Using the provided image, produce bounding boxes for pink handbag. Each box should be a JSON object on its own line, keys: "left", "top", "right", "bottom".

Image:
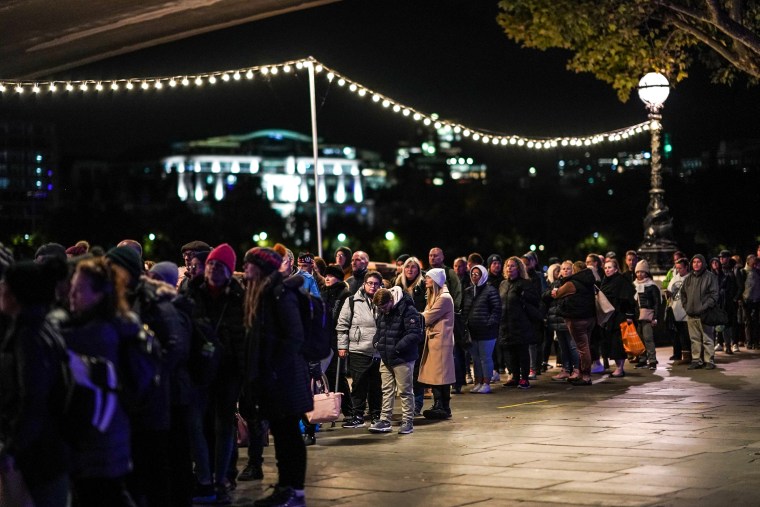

{"left": 306, "top": 373, "right": 342, "bottom": 424}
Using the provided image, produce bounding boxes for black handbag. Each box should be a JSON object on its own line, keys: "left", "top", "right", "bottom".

{"left": 701, "top": 306, "right": 728, "bottom": 326}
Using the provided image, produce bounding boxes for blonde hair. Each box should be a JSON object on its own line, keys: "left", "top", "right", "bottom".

{"left": 425, "top": 282, "right": 442, "bottom": 311}
{"left": 505, "top": 256, "right": 529, "bottom": 280}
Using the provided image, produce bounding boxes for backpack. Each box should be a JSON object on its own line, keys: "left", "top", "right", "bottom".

{"left": 275, "top": 284, "right": 332, "bottom": 362}
{"left": 116, "top": 314, "right": 163, "bottom": 412}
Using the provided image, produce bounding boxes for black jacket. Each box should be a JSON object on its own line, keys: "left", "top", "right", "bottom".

{"left": 374, "top": 293, "right": 423, "bottom": 367}
{"left": 247, "top": 272, "right": 313, "bottom": 419}
{"left": 542, "top": 280, "right": 568, "bottom": 332}
{"left": 321, "top": 281, "right": 350, "bottom": 350}
{"left": 0, "top": 306, "right": 70, "bottom": 490}
{"left": 498, "top": 278, "right": 540, "bottom": 345}
{"left": 600, "top": 272, "right": 636, "bottom": 326}
{"left": 461, "top": 283, "right": 501, "bottom": 340}
{"left": 556, "top": 269, "right": 597, "bottom": 320}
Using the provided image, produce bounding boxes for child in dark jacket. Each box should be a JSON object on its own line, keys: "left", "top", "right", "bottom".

{"left": 370, "top": 287, "right": 423, "bottom": 435}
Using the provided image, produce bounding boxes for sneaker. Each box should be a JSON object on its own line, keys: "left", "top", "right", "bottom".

{"left": 465, "top": 373, "right": 474, "bottom": 384}
{"left": 214, "top": 484, "right": 232, "bottom": 505}
{"left": 478, "top": 383, "right": 491, "bottom": 394}
{"left": 341, "top": 416, "right": 364, "bottom": 428}
{"left": 191, "top": 482, "right": 216, "bottom": 504}
{"left": 451, "top": 385, "right": 462, "bottom": 394}
{"left": 470, "top": 383, "right": 482, "bottom": 393}
{"left": 398, "top": 421, "right": 414, "bottom": 434}
{"left": 648, "top": 362, "right": 657, "bottom": 370}
{"left": 634, "top": 361, "right": 649, "bottom": 369}
{"left": 687, "top": 361, "right": 703, "bottom": 370}
{"left": 253, "top": 485, "right": 305, "bottom": 507}
{"left": 491, "top": 371, "right": 501, "bottom": 382}
{"left": 238, "top": 464, "right": 264, "bottom": 481}
{"left": 541, "top": 362, "right": 551, "bottom": 372}
{"left": 303, "top": 434, "right": 316, "bottom": 446}
{"left": 527, "top": 369, "right": 537, "bottom": 380}
{"left": 590, "top": 361, "right": 605, "bottom": 374}
{"left": 517, "top": 379, "right": 531, "bottom": 389}
{"left": 552, "top": 371, "right": 571, "bottom": 381}
{"left": 704, "top": 362, "right": 716, "bottom": 370}
{"left": 725, "top": 346, "right": 734, "bottom": 355}
{"left": 502, "top": 379, "right": 519, "bottom": 387}
{"left": 715, "top": 343, "right": 724, "bottom": 352}
{"left": 732, "top": 343, "right": 740, "bottom": 353}
{"left": 368, "top": 419, "right": 392, "bottom": 433}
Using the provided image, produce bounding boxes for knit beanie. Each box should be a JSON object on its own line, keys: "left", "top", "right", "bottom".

{"left": 324, "top": 264, "right": 345, "bottom": 281}
{"left": 635, "top": 259, "right": 650, "bottom": 275}
{"left": 207, "top": 243, "right": 237, "bottom": 274}
{"left": 3, "top": 258, "right": 67, "bottom": 306}
{"left": 335, "top": 246, "right": 352, "bottom": 264}
{"left": 244, "top": 247, "right": 282, "bottom": 275}
{"left": 149, "top": 261, "right": 179, "bottom": 287}
{"left": 426, "top": 268, "right": 446, "bottom": 288}
{"left": 273, "top": 243, "right": 289, "bottom": 258}
{"left": 106, "top": 246, "right": 144, "bottom": 284}
{"left": 486, "top": 254, "right": 502, "bottom": 270}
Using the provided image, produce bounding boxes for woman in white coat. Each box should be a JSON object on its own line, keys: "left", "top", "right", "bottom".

{"left": 418, "top": 268, "right": 456, "bottom": 419}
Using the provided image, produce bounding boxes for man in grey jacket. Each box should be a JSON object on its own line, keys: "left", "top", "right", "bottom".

{"left": 681, "top": 254, "right": 720, "bottom": 369}
{"left": 336, "top": 271, "right": 383, "bottom": 428}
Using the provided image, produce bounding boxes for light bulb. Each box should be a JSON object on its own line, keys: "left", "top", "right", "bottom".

{"left": 169, "top": 79, "right": 176, "bottom": 87}
{"left": 233, "top": 71, "right": 241, "bottom": 80}
{"left": 283, "top": 65, "right": 291, "bottom": 73}
{"left": 208, "top": 75, "right": 217, "bottom": 84}
{"left": 182, "top": 78, "right": 189, "bottom": 86}
{"left": 126, "top": 82, "right": 134, "bottom": 90}
{"left": 49, "top": 83, "right": 57, "bottom": 92}
{"left": 111, "top": 83, "right": 118, "bottom": 91}
{"left": 221, "top": 73, "right": 230, "bottom": 81}
{"left": 195, "top": 77, "right": 203, "bottom": 86}
{"left": 80, "top": 83, "right": 88, "bottom": 91}
{"left": 95, "top": 83, "right": 103, "bottom": 91}
{"left": 32, "top": 85, "right": 40, "bottom": 93}
{"left": 246, "top": 70, "right": 254, "bottom": 79}
{"left": 141, "top": 81, "right": 149, "bottom": 90}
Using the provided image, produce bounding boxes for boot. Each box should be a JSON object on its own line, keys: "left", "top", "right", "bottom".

{"left": 422, "top": 400, "right": 448, "bottom": 420}
{"left": 676, "top": 351, "right": 692, "bottom": 365}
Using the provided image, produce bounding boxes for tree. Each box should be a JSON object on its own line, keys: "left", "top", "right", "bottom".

{"left": 496, "top": 0, "right": 760, "bottom": 101}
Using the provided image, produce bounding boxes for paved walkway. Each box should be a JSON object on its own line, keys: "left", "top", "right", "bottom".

{"left": 231, "top": 346, "right": 760, "bottom": 506}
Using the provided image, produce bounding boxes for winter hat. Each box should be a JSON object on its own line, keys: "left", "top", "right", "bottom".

{"left": 297, "top": 252, "right": 314, "bottom": 265}
{"left": 486, "top": 254, "right": 502, "bottom": 270}
{"left": 426, "top": 268, "right": 446, "bottom": 288}
{"left": 149, "top": 261, "right": 179, "bottom": 287}
{"left": 324, "top": 264, "right": 345, "bottom": 281}
{"left": 207, "top": 243, "right": 237, "bottom": 274}
{"left": 719, "top": 249, "right": 731, "bottom": 258}
{"left": 3, "top": 258, "right": 67, "bottom": 306}
{"left": 335, "top": 246, "right": 352, "bottom": 264}
{"left": 635, "top": 259, "right": 650, "bottom": 275}
{"left": 106, "top": 246, "right": 144, "bottom": 284}
{"left": 470, "top": 264, "right": 489, "bottom": 287}
{"left": 273, "top": 243, "right": 289, "bottom": 258}
{"left": 65, "top": 244, "right": 88, "bottom": 257}
{"left": 180, "top": 240, "right": 211, "bottom": 253}
{"left": 35, "top": 243, "right": 67, "bottom": 263}
{"left": 396, "top": 253, "right": 410, "bottom": 264}
{"left": 244, "top": 247, "right": 282, "bottom": 275}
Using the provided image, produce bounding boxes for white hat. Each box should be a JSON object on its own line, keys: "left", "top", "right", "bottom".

{"left": 426, "top": 268, "right": 446, "bottom": 288}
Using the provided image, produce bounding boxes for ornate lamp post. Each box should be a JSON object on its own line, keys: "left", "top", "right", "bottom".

{"left": 637, "top": 72, "right": 678, "bottom": 274}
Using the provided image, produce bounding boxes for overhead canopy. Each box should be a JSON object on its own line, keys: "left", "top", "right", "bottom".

{"left": 0, "top": 0, "right": 340, "bottom": 79}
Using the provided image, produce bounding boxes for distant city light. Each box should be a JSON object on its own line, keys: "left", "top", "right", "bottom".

{"left": 259, "top": 232, "right": 268, "bottom": 240}
{"left": 148, "top": 233, "right": 156, "bottom": 241}
{"left": 529, "top": 244, "right": 536, "bottom": 251}
{"left": 593, "top": 232, "right": 599, "bottom": 238}
{"left": 337, "top": 233, "right": 347, "bottom": 242}
{"left": 385, "top": 231, "right": 395, "bottom": 241}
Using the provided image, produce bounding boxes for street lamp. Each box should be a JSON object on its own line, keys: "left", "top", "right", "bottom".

{"left": 637, "top": 72, "right": 678, "bottom": 274}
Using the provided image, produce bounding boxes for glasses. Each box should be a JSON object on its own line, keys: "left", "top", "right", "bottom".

{"left": 364, "top": 281, "right": 381, "bottom": 288}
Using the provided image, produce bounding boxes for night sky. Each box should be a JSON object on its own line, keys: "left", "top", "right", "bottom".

{"left": 3, "top": 0, "right": 759, "bottom": 166}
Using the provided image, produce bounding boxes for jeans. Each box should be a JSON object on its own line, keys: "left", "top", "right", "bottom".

{"left": 347, "top": 353, "right": 381, "bottom": 420}
{"left": 554, "top": 329, "right": 579, "bottom": 372}
{"left": 688, "top": 316, "right": 715, "bottom": 364}
{"left": 469, "top": 339, "right": 496, "bottom": 381}
{"left": 187, "top": 378, "right": 241, "bottom": 486}
{"left": 637, "top": 320, "right": 657, "bottom": 364}
{"left": 379, "top": 360, "right": 415, "bottom": 423}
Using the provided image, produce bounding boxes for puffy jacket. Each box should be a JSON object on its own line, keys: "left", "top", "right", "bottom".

{"left": 745, "top": 269, "right": 760, "bottom": 303}
{"left": 498, "top": 278, "right": 540, "bottom": 345}
{"left": 461, "top": 283, "right": 501, "bottom": 340}
{"left": 336, "top": 288, "right": 378, "bottom": 357}
{"left": 374, "top": 293, "right": 423, "bottom": 367}
{"left": 681, "top": 255, "right": 719, "bottom": 317}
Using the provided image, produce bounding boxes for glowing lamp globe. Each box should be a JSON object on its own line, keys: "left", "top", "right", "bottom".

{"left": 638, "top": 72, "right": 670, "bottom": 109}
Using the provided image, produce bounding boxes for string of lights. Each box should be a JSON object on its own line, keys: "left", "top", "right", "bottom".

{"left": 0, "top": 56, "right": 651, "bottom": 149}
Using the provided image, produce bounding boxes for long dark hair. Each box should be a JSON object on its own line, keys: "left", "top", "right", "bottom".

{"left": 73, "top": 257, "right": 129, "bottom": 319}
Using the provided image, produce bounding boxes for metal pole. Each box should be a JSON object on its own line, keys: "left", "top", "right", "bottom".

{"left": 307, "top": 59, "right": 323, "bottom": 259}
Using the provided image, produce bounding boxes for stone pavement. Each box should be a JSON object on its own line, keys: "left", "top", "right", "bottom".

{"left": 230, "top": 346, "right": 760, "bottom": 506}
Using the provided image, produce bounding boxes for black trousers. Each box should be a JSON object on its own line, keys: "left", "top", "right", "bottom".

{"left": 507, "top": 343, "right": 530, "bottom": 381}
{"left": 347, "top": 353, "right": 381, "bottom": 420}
{"left": 269, "top": 415, "right": 306, "bottom": 490}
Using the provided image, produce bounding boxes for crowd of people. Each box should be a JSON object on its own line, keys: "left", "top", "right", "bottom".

{"left": 1, "top": 237, "right": 759, "bottom": 507}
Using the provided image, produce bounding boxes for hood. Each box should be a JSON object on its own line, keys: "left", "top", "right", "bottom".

{"left": 691, "top": 254, "right": 707, "bottom": 275}
{"left": 389, "top": 286, "right": 404, "bottom": 307}
{"left": 471, "top": 264, "right": 489, "bottom": 287}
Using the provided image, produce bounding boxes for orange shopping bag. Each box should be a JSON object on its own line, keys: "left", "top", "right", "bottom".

{"left": 620, "top": 322, "right": 645, "bottom": 356}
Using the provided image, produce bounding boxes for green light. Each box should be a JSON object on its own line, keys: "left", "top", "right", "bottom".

{"left": 385, "top": 231, "right": 395, "bottom": 241}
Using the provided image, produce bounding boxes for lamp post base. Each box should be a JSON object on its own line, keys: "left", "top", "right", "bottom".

{"left": 637, "top": 244, "right": 677, "bottom": 276}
